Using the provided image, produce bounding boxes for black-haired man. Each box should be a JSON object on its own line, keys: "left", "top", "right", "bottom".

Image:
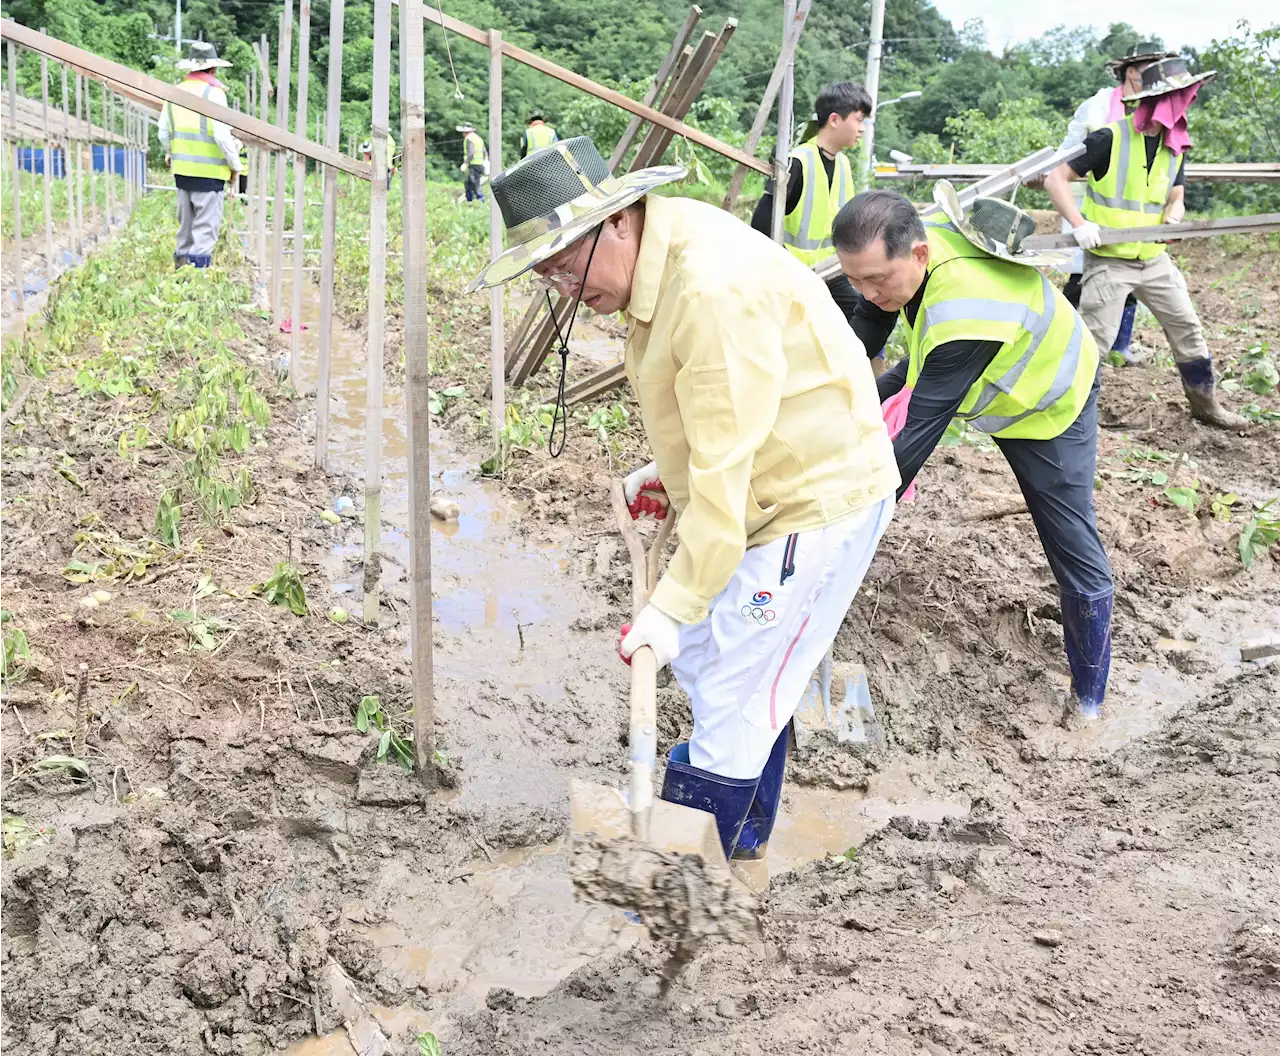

{"left": 752, "top": 82, "right": 874, "bottom": 357}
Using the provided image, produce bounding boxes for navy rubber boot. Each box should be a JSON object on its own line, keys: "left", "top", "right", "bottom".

{"left": 188, "top": 254, "right": 213, "bottom": 269}
{"left": 1112, "top": 296, "right": 1137, "bottom": 363}
{"left": 1061, "top": 590, "right": 1113, "bottom": 720}
{"left": 661, "top": 743, "right": 759, "bottom": 860}
{"left": 732, "top": 729, "right": 789, "bottom": 860}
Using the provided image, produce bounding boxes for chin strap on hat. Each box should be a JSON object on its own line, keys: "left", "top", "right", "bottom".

{"left": 544, "top": 224, "right": 605, "bottom": 458}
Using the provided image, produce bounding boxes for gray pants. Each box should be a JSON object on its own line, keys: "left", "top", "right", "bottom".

{"left": 1079, "top": 252, "right": 1208, "bottom": 364}
{"left": 176, "top": 187, "right": 225, "bottom": 265}
{"left": 994, "top": 370, "right": 1113, "bottom": 600}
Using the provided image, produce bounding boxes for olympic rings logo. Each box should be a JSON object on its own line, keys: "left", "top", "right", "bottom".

{"left": 741, "top": 604, "right": 777, "bottom": 625}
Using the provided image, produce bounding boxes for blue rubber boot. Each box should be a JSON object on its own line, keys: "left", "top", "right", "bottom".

{"left": 661, "top": 743, "right": 758, "bottom": 860}
{"left": 732, "top": 729, "right": 789, "bottom": 860}
{"left": 188, "top": 254, "right": 213, "bottom": 269}
{"left": 1176, "top": 357, "right": 1246, "bottom": 428}
{"left": 1061, "top": 590, "right": 1113, "bottom": 720}
{"left": 1112, "top": 296, "right": 1137, "bottom": 364}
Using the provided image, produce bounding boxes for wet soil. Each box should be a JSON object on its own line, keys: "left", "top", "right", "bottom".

{"left": 2, "top": 220, "right": 1278, "bottom": 1056}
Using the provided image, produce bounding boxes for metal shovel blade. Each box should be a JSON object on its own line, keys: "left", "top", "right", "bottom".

{"left": 568, "top": 779, "right": 727, "bottom": 865}
{"left": 792, "top": 653, "right": 885, "bottom": 750}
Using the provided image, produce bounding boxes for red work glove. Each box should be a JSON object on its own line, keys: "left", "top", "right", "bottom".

{"left": 622, "top": 460, "right": 669, "bottom": 521}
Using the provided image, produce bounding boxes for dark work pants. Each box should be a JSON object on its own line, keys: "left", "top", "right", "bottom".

{"left": 464, "top": 164, "right": 486, "bottom": 202}
{"left": 993, "top": 370, "right": 1113, "bottom": 600}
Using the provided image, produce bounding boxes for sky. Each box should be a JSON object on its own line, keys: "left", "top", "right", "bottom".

{"left": 930, "top": 1, "right": 1256, "bottom": 53}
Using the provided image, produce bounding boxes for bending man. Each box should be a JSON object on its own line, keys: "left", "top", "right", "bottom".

{"left": 466, "top": 138, "right": 898, "bottom": 863}
{"left": 837, "top": 189, "right": 1113, "bottom": 722}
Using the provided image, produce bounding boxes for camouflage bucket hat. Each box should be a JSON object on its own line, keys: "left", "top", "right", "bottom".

{"left": 464, "top": 136, "right": 685, "bottom": 293}
{"left": 1122, "top": 56, "right": 1216, "bottom": 103}
{"left": 177, "top": 42, "right": 232, "bottom": 72}
{"left": 1104, "top": 41, "right": 1176, "bottom": 78}
{"left": 933, "top": 181, "right": 1074, "bottom": 270}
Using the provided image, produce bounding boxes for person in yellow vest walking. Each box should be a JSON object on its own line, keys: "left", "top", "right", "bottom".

{"left": 837, "top": 187, "right": 1114, "bottom": 723}
{"left": 1044, "top": 57, "right": 1243, "bottom": 428}
{"left": 519, "top": 114, "right": 558, "bottom": 158}
{"left": 457, "top": 123, "right": 488, "bottom": 202}
{"left": 751, "top": 82, "right": 878, "bottom": 363}
{"left": 465, "top": 137, "right": 898, "bottom": 863}
{"left": 156, "top": 42, "right": 242, "bottom": 269}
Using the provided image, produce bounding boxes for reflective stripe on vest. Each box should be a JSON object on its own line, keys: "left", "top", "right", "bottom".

{"left": 904, "top": 225, "right": 1098, "bottom": 440}
{"left": 524, "top": 124, "right": 557, "bottom": 152}
{"left": 1081, "top": 114, "right": 1177, "bottom": 261}
{"left": 781, "top": 141, "right": 853, "bottom": 265}
{"left": 167, "top": 80, "right": 231, "bottom": 182}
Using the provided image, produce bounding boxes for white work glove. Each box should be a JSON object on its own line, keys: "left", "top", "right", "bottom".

{"left": 619, "top": 604, "right": 682, "bottom": 669}
{"left": 622, "top": 460, "right": 669, "bottom": 521}
{"left": 1162, "top": 201, "right": 1185, "bottom": 225}
{"left": 1072, "top": 221, "right": 1103, "bottom": 249}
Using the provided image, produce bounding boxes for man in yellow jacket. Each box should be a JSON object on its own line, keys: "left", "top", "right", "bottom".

{"left": 466, "top": 137, "right": 898, "bottom": 864}
{"left": 837, "top": 186, "right": 1113, "bottom": 723}
{"left": 519, "top": 114, "right": 558, "bottom": 158}
{"left": 156, "top": 43, "right": 242, "bottom": 268}
{"left": 457, "top": 123, "right": 487, "bottom": 202}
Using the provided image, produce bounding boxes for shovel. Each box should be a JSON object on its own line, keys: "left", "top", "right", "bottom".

{"left": 568, "top": 481, "right": 757, "bottom": 957}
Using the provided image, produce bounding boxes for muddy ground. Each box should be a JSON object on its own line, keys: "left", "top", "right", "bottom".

{"left": 2, "top": 213, "right": 1278, "bottom": 1056}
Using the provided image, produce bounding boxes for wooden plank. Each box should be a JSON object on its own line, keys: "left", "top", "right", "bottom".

{"left": 40, "top": 43, "right": 54, "bottom": 271}
{"left": 255, "top": 39, "right": 270, "bottom": 285}
{"left": 412, "top": 1, "right": 769, "bottom": 175}
{"left": 363, "top": 0, "right": 391, "bottom": 627}
{"left": 1022, "top": 212, "right": 1280, "bottom": 251}
{"left": 7, "top": 41, "right": 23, "bottom": 316}
{"left": 630, "top": 28, "right": 716, "bottom": 168}
{"left": 885, "top": 161, "right": 1280, "bottom": 184}
{"left": 290, "top": 0, "right": 312, "bottom": 381}
{"left": 565, "top": 362, "right": 627, "bottom": 406}
{"left": 509, "top": 295, "right": 575, "bottom": 387}
{"left": 609, "top": 5, "right": 702, "bottom": 169}
{"left": 316, "top": 0, "right": 344, "bottom": 470}
{"left": 0, "top": 21, "right": 369, "bottom": 178}
{"left": 635, "top": 21, "right": 737, "bottom": 168}
{"left": 73, "top": 73, "right": 83, "bottom": 256}
{"left": 271, "top": 2, "right": 293, "bottom": 331}
{"left": 3, "top": 92, "right": 123, "bottom": 142}
{"left": 722, "top": 0, "right": 812, "bottom": 210}
{"left": 398, "top": 0, "right": 436, "bottom": 784}
{"left": 488, "top": 29, "right": 505, "bottom": 450}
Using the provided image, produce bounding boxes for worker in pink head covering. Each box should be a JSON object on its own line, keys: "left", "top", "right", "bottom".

{"left": 1044, "top": 56, "right": 1244, "bottom": 429}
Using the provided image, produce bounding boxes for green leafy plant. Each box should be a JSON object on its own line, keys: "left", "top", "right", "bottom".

{"left": 1, "top": 611, "right": 31, "bottom": 688}
{"left": 355, "top": 695, "right": 415, "bottom": 771}
{"left": 1239, "top": 343, "right": 1279, "bottom": 395}
{"left": 416, "top": 1032, "right": 442, "bottom": 1056}
{"left": 1241, "top": 403, "right": 1280, "bottom": 423}
{"left": 428, "top": 385, "right": 467, "bottom": 415}
{"left": 1239, "top": 499, "right": 1280, "bottom": 570}
{"left": 1164, "top": 480, "right": 1201, "bottom": 512}
{"left": 1211, "top": 492, "right": 1240, "bottom": 522}
{"left": 2, "top": 815, "right": 55, "bottom": 858}
{"left": 255, "top": 563, "right": 308, "bottom": 616}
{"left": 155, "top": 490, "right": 182, "bottom": 549}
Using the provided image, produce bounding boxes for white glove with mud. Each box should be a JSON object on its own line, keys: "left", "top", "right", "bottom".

{"left": 619, "top": 605, "right": 682, "bottom": 669}
{"left": 1072, "top": 221, "right": 1103, "bottom": 249}
{"left": 622, "top": 460, "right": 669, "bottom": 521}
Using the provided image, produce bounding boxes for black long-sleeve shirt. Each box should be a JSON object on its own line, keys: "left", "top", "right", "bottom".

{"left": 853, "top": 275, "right": 1002, "bottom": 501}
{"left": 749, "top": 153, "right": 873, "bottom": 345}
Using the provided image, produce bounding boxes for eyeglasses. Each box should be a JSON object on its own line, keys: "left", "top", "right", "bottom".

{"left": 533, "top": 268, "right": 583, "bottom": 291}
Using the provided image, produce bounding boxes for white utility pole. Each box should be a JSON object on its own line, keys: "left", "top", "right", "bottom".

{"left": 860, "top": 0, "right": 886, "bottom": 190}
{"left": 174, "top": 0, "right": 182, "bottom": 56}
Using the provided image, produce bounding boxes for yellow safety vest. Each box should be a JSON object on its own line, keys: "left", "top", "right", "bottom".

{"left": 463, "top": 131, "right": 487, "bottom": 167}
{"left": 166, "top": 77, "right": 231, "bottom": 183}
{"left": 781, "top": 139, "right": 853, "bottom": 266}
{"left": 1081, "top": 113, "right": 1178, "bottom": 261}
{"left": 522, "top": 123, "right": 558, "bottom": 153}
{"left": 904, "top": 224, "right": 1099, "bottom": 440}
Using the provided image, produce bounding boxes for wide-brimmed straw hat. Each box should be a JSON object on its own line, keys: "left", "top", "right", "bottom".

{"left": 456, "top": 123, "right": 476, "bottom": 133}
{"left": 177, "top": 42, "right": 232, "bottom": 72}
{"left": 933, "top": 181, "right": 1074, "bottom": 270}
{"left": 464, "top": 136, "right": 685, "bottom": 292}
{"left": 1103, "top": 41, "right": 1176, "bottom": 79}
{"left": 1122, "top": 57, "right": 1216, "bottom": 102}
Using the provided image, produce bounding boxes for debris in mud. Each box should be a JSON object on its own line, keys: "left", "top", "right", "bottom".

{"left": 429, "top": 496, "right": 460, "bottom": 521}
{"left": 570, "top": 836, "right": 761, "bottom": 979}
{"left": 1032, "top": 928, "right": 1065, "bottom": 948}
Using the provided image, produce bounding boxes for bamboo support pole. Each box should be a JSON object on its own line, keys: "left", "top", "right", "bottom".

{"left": 89, "top": 79, "right": 98, "bottom": 234}
{"left": 73, "top": 73, "right": 84, "bottom": 254}
{"left": 363, "top": 0, "right": 391, "bottom": 626}
{"left": 103, "top": 84, "right": 114, "bottom": 232}
{"left": 290, "top": 0, "right": 312, "bottom": 383}
{"left": 271, "top": 2, "right": 294, "bottom": 333}
{"left": 244, "top": 72, "right": 256, "bottom": 258}
{"left": 488, "top": 29, "right": 505, "bottom": 449}
{"left": 60, "top": 64, "right": 77, "bottom": 255}
{"left": 7, "top": 42, "right": 23, "bottom": 315}
{"left": 399, "top": 0, "right": 436, "bottom": 783}
{"left": 40, "top": 43, "right": 54, "bottom": 272}
{"left": 255, "top": 37, "right": 271, "bottom": 290}
{"left": 770, "top": 0, "right": 795, "bottom": 243}
{"left": 316, "top": 0, "right": 345, "bottom": 469}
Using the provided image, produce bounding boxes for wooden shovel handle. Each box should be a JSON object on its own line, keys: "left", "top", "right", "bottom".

{"left": 609, "top": 478, "right": 674, "bottom": 839}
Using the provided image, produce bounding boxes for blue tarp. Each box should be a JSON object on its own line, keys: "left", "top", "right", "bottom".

{"left": 18, "top": 147, "right": 66, "bottom": 177}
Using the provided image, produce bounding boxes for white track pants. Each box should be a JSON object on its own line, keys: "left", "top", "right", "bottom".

{"left": 672, "top": 497, "right": 894, "bottom": 779}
